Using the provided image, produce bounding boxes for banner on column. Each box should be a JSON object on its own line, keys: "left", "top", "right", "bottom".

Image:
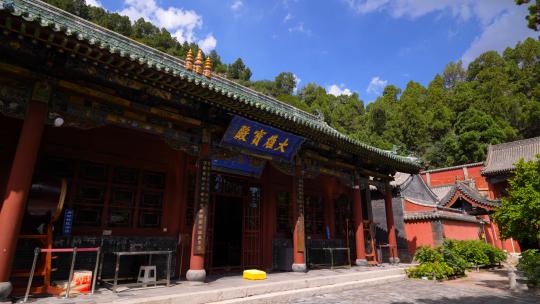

{"left": 221, "top": 116, "right": 305, "bottom": 161}
{"left": 296, "top": 173, "right": 305, "bottom": 252}
{"left": 193, "top": 158, "right": 211, "bottom": 255}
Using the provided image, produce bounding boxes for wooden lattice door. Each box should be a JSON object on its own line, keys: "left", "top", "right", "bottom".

{"left": 243, "top": 186, "right": 262, "bottom": 269}
{"left": 335, "top": 194, "right": 355, "bottom": 257}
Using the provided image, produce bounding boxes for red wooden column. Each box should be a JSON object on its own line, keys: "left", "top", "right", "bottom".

{"left": 291, "top": 161, "right": 306, "bottom": 272}
{"left": 384, "top": 183, "right": 400, "bottom": 263}
{"left": 0, "top": 97, "right": 48, "bottom": 298}
{"left": 352, "top": 174, "right": 367, "bottom": 266}
{"left": 186, "top": 133, "right": 211, "bottom": 282}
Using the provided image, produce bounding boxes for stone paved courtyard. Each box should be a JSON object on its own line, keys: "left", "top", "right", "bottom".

{"left": 290, "top": 269, "right": 540, "bottom": 304}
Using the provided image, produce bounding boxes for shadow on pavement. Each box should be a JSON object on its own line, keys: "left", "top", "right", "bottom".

{"left": 391, "top": 293, "right": 539, "bottom": 304}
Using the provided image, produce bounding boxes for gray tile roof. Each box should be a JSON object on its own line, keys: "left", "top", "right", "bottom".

{"left": 439, "top": 181, "right": 500, "bottom": 208}
{"left": 430, "top": 185, "right": 454, "bottom": 201}
{"left": 403, "top": 210, "right": 483, "bottom": 223}
{"left": 482, "top": 137, "right": 540, "bottom": 176}
{"left": 399, "top": 174, "right": 440, "bottom": 206}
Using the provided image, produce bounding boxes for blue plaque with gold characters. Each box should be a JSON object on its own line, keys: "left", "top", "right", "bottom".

{"left": 222, "top": 116, "right": 305, "bottom": 161}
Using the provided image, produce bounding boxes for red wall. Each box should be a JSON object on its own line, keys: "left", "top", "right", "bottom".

{"left": 442, "top": 220, "right": 480, "bottom": 240}
{"left": 404, "top": 221, "right": 434, "bottom": 255}
{"left": 423, "top": 168, "right": 467, "bottom": 187}
{"left": 403, "top": 200, "right": 435, "bottom": 212}
{"left": 422, "top": 164, "right": 488, "bottom": 195}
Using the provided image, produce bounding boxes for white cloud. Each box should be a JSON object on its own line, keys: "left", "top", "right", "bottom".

{"left": 283, "top": 13, "right": 293, "bottom": 23}
{"left": 366, "top": 76, "right": 387, "bottom": 95}
{"left": 198, "top": 34, "right": 217, "bottom": 53}
{"left": 345, "top": 0, "right": 389, "bottom": 14}
{"left": 85, "top": 0, "right": 102, "bottom": 7}
{"left": 345, "top": 0, "right": 511, "bottom": 22}
{"left": 327, "top": 84, "right": 353, "bottom": 96}
{"left": 344, "top": 0, "right": 537, "bottom": 66}
{"left": 461, "top": 5, "right": 535, "bottom": 64}
{"left": 293, "top": 74, "right": 301, "bottom": 93}
{"left": 119, "top": 0, "right": 216, "bottom": 50}
{"left": 288, "top": 22, "right": 311, "bottom": 35}
{"left": 282, "top": 0, "right": 300, "bottom": 9}
{"left": 231, "top": 1, "right": 243, "bottom": 11}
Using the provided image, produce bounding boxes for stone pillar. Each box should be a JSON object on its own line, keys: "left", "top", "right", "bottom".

{"left": 353, "top": 174, "right": 367, "bottom": 266}
{"left": 291, "top": 161, "right": 306, "bottom": 272}
{"left": 186, "top": 134, "right": 211, "bottom": 282}
{"left": 0, "top": 92, "right": 49, "bottom": 298}
{"left": 384, "top": 183, "right": 400, "bottom": 264}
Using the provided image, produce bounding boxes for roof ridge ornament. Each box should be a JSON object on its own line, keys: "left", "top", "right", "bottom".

{"left": 194, "top": 49, "right": 204, "bottom": 74}
{"left": 185, "top": 49, "right": 193, "bottom": 70}
{"left": 203, "top": 56, "right": 212, "bottom": 79}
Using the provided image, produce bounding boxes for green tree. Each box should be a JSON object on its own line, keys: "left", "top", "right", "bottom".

{"left": 45, "top": 0, "right": 89, "bottom": 18}
{"left": 228, "top": 58, "right": 252, "bottom": 81}
{"left": 449, "top": 108, "right": 506, "bottom": 164}
{"left": 274, "top": 72, "right": 297, "bottom": 96}
{"left": 398, "top": 81, "right": 430, "bottom": 156}
{"left": 442, "top": 60, "right": 466, "bottom": 89}
{"left": 494, "top": 155, "right": 540, "bottom": 244}
{"left": 516, "top": 0, "right": 540, "bottom": 30}
{"left": 426, "top": 75, "right": 453, "bottom": 141}
{"left": 276, "top": 94, "right": 310, "bottom": 112}
{"left": 298, "top": 83, "right": 326, "bottom": 106}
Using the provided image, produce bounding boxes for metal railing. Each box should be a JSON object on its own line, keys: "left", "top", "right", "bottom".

{"left": 24, "top": 247, "right": 100, "bottom": 302}
{"left": 100, "top": 250, "right": 172, "bottom": 292}
{"left": 308, "top": 247, "right": 352, "bottom": 270}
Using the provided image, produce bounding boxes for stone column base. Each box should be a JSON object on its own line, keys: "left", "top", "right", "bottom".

{"left": 389, "top": 257, "right": 400, "bottom": 264}
{"left": 186, "top": 269, "right": 206, "bottom": 282}
{"left": 292, "top": 263, "right": 307, "bottom": 272}
{"left": 0, "top": 282, "right": 12, "bottom": 300}
{"left": 355, "top": 259, "right": 368, "bottom": 266}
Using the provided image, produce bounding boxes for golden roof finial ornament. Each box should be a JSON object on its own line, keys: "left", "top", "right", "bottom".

{"left": 185, "top": 49, "right": 194, "bottom": 70}
{"left": 203, "top": 57, "right": 213, "bottom": 78}
{"left": 194, "top": 49, "right": 204, "bottom": 74}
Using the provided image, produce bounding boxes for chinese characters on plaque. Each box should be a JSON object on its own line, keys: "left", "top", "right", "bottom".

{"left": 194, "top": 158, "right": 211, "bottom": 255}
{"left": 63, "top": 208, "right": 74, "bottom": 236}
{"left": 221, "top": 116, "right": 305, "bottom": 161}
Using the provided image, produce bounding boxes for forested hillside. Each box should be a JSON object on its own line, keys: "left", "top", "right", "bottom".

{"left": 46, "top": 0, "right": 540, "bottom": 169}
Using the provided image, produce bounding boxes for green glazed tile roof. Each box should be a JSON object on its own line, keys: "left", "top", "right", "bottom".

{"left": 0, "top": 0, "right": 421, "bottom": 173}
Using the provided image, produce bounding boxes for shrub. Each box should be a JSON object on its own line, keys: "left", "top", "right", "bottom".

{"left": 437, "top": 246, "right": 467, "bottom": 277}
{"left": 407, "top": 261, "right": 454, "bottom": 280}
{"left": 408, "top": 240, "right": 507, "bottom": 281}
{"left": 483, "top": 243, "right": 507, "bottom": 265}
{"left": 452, "top": 240, "right": 491, "bottom": 267}
{"left": 518, "top": 249, "right": 540, "bottom": 287}
{"left": 413, "top": 246, "right": 443, "bottom": 263}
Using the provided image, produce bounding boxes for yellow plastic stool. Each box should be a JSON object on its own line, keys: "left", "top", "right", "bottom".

{"left": 243, "top": 269, "right": 266, "bottom": 280}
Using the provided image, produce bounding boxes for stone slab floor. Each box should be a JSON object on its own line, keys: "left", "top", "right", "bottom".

{"left": 290, "top": 269, "right": 540, "bottom": 304}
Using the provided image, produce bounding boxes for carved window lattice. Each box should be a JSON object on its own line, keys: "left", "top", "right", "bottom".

{"left": 304, "top": 195, "right": 324, "bottom": 237}
{"left": 70, "top": 161, "right": 165, "bottom": 229}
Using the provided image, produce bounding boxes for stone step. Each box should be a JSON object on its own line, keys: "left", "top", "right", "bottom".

{"left": 208, "top": 274, "right": 407, "bottom": 304}
{"left": 119, "top": 268, "right": 407, "bottom": 304}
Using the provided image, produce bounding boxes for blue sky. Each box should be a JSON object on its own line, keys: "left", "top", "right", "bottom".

{"left": 88, "top": 0, "right": 537, "bottom": 103}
